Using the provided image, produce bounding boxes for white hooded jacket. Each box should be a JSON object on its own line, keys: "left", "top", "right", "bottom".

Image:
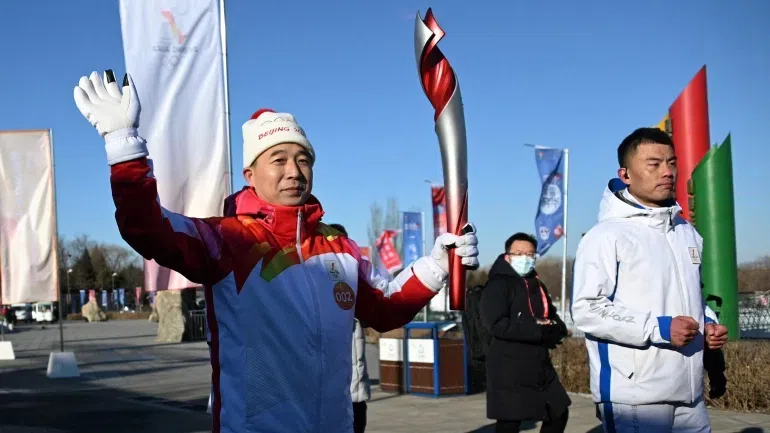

{"left": 571, "top": 179, "right": 717, "bottom": 406}
{"left": 350, "top": 318, "right": 371, "bottom": 403}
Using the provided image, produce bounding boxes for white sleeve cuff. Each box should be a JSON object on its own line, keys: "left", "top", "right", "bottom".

{"left": 409, "top": 256, "right": 448, "bottom": 293}
{"left": 104, "top": 128, "right": 149, "bottom": 165}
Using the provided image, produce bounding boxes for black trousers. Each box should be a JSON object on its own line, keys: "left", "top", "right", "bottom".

{"left": 353, "top": 401, "right": 367, "bottom": 433}
{"left": 495, "top": 407, "right": 569, "bottom": 433}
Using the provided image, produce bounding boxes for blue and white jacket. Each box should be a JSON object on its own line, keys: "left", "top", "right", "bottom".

{"left": 571, "top": 179, "right": 718, "bottom": 406}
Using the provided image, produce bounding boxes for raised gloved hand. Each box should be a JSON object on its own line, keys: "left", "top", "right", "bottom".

{"left": 430, "top": 223, "right": 480, "bottom": 274}
{"left": 73, "top": 69, "right": 148, "bottom": 165}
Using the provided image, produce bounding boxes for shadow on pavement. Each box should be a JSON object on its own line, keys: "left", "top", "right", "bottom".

{"left": 0, "top": 367, "right": 211, "bottom": 433}
{"left": 465, "top": 421, "right": 537, "bottom": 432}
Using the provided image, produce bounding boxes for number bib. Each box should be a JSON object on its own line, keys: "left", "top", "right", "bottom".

{"left": 333, "top": 282, "right": 356, "bottom": 310}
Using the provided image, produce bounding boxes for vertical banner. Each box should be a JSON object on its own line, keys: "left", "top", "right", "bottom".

{"left": 401, "top": 212, "right": 424, "bottom": 266}
{"left": 0, "top": 130, "right": 59, "bottom": 305}
{"left": 119, "top": 0, "right": 229, "bottom": 292}
{"left": 534, "top": 148, "right": 566, "bottom": 256}
{"left": 101, "top": 291, "right": 108, "bottom": 308}
{"left": 89, "top": 289, "right": 96, "bottom": 302}
{"left": 135, "top": 287, "right": 142, "bottom": 307}
{"left": 376, "top": 230, "right": 403, "bottom": 275}
{"left": 79, "top": 289, "right": 86, "bottom": 307}
{"left": 118, "top": 288, "right": 126, "bottom": 307}
{"left": 430, "top": 186, "right": 448, "bottom": 241}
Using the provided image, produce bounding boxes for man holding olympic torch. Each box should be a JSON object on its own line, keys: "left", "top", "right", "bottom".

{"left": 72, "top": 69, "right": 479, "bottom": 433}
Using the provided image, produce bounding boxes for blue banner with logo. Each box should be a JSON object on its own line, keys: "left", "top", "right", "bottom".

{"left": 534, "top": 148, "right": 566, "bottom": 256}
{"left": 101, "top": 290, "right": 108, "bottom": 307}
{"left": 401, "top": 212, "right": 423, "bottom": 267}
{"left": 79, "top": 290, "right": 86, "bottom": 307}
{"left": 118, "top": 288, "right": 125, "bottom": 307}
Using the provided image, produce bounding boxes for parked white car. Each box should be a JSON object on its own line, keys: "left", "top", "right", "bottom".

{"left": 32, "top": 302, "right": 56, "bottom": 323}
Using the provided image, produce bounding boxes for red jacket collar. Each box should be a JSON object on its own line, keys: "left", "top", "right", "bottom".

{"left": 230, "top": 187, "right": 324, "bottom": 241}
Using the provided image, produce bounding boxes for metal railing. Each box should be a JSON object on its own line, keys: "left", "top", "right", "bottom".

{"left": 187, "top": 309, "right": 208, "bottom": 341}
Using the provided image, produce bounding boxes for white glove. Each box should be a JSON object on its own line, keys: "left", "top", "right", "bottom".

{"left": 73, "top": 70, "right": 148, "bottom": 165}
{"left": 431, "top": 223, "right": 480, "bottom": 273}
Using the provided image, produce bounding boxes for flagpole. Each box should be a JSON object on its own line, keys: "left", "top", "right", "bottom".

{"left": 219, "top": 0, "right": 233, "bottom": 196}
{"left": 421, "top": 211, "right": 428, "bottom": 322}
{"left": 45, "top": 128, "right": 65, "bottom": 352}
{"left": 560, "top": 148, "right": 570, "bottom": 320}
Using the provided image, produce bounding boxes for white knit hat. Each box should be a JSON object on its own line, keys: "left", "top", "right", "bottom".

{"left": 242, "top": 109, "right": 314, "bottom": 169}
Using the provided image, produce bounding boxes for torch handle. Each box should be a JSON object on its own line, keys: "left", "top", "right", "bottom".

{"left": 448, "top": 219, "right": 471, "bottom": 311}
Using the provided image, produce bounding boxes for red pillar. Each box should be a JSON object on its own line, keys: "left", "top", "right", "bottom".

{"left": 668, "top": 65, "right": 711, "bottom": 221}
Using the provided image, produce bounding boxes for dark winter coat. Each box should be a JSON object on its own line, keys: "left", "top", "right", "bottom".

{"left": 479, "top": 254, "right": 571, "bottom": 422}
{"left": 462, "top": 285, "right": 492, "bottom": 394}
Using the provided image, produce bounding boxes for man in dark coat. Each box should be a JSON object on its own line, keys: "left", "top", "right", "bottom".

{"left": 480, "top": 233, "right": 571, "bottom": 433}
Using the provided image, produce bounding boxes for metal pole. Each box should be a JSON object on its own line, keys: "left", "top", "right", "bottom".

{"left": 50, "top": 128, "right": 64, "bottom": 352}
{"left": 560, "top": 148, "right": 570, "bottom": 320}
{"left": 219, "top": 0, "right": 233, "bottom": 196}
{"left": 421, "top": 211, "right": 428, "bottom": 322}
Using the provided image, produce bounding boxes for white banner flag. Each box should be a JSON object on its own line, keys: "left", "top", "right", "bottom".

{"left": 0, "top": 130, "right": 59, "bottom": 304}
{"left": 119, "top": 0, "right": 230, "bottom": 292}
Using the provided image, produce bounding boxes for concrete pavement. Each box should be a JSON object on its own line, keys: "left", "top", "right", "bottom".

{"left": 0, "top": 320, "right": 768, "bottom": 432}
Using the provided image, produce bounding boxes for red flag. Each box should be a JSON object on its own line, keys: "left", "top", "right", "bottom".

{"left": 431, "top": 185, "right": 448, "bottom": 240}
{"left": 376, "top": 230, "right": 403, "bottom": 275}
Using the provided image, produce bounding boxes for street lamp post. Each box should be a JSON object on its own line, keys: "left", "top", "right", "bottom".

{"left": 112, "top": 273, "right": 118, "bottom": 311}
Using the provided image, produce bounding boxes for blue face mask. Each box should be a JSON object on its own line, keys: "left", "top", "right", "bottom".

{"left": 510, "top": 255, "right": 536, "bottom": 276}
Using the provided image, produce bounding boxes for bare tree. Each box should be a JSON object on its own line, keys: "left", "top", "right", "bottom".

{"left": 367, "top": 202, "right": 384, "bottom": 268}
{"left": 738, "top": 255, "right": 770, "bottom": 293}
{"left": 534, "top": 257, "right": 574, "bottom": 303}
{"left": 102, "top": 244, "right": 132, "bottom": 274}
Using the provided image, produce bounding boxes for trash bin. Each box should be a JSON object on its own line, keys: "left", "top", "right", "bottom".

{"left": 403, "top": 321, "right": 468, "bottom": 397}
{"left": 378, "top": 335, "right": 405, "bottom": 393}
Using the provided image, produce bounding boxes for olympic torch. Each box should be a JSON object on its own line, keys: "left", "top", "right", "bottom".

{"left": 414, "top": 8, "right": 470, "bottom": 310}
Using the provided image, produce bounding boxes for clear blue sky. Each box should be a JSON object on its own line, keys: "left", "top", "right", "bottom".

{"left": 1, "top": 0, "right": 768, "bottom": 267}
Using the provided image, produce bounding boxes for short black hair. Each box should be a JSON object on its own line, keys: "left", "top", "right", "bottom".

{"left": 504, "top": 232, "right": 537, "bottom": 252}
{"left": 329, "top": 223, "right": 347, "bottom": 236}
{"left": 617, "top": 127, "right": 674, "bottom": 167}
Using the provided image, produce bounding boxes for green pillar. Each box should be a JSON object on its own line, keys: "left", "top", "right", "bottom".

{"left": 690, "top": 134, "right": 740, "bottom": 340}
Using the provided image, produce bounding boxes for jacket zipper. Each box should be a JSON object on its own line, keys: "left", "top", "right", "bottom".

{"left": 296, "top": 210, "right": 323, "bottom": 432}
{"left": 663, "top": 209, "right": 694, "bottom": 401}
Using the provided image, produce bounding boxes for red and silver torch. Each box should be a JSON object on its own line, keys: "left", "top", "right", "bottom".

{"left": 414, "top": 8, "right": 471, "bottom": 311}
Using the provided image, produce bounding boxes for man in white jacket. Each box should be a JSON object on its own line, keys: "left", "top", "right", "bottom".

{"left": 571, "top": 127, "right": 729, "bottom": 433}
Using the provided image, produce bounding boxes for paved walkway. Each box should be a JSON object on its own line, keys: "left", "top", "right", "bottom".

{"left": 0, "top": 321, "right": 768, "bottom": 432}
